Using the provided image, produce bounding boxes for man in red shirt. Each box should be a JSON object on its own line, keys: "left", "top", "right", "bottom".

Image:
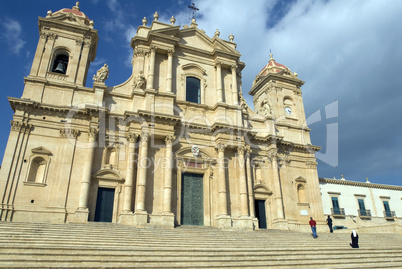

{"left": 309, "top": 217, "right": 317, "bottom": 238}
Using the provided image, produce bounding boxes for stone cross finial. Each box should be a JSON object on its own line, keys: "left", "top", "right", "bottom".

{"left": 142, "top": 17, "right": 148, "bottom": 26}
{"left": 154, "top": 11, "right": 159, "bottom": 21}
{"left": 215, "top": 29, "right": 220, "bottom": 37}
{"left": 170, "top": 16, "right": 176, "bottom": 25}
{"left": 229, "top": 33, "right": 234, "bottom": 42}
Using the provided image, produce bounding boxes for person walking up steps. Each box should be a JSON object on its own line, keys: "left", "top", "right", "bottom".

{"left": 327, "top": 215, "right": 333, "bottom": 233}
{"left": 309, "top": 217, "right": 317, "bottom": 238}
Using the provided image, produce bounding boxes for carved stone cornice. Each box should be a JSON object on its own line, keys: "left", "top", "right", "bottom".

{"left": 306, "top": 161, "right": 318, "bottom": 169}
{"left": 319, "top": 178, "right": 402, "bottom": 191}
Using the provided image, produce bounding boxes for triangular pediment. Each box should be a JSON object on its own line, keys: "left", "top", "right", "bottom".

{"left": 177, "top": 29, "right": 215, "bottom": 52}
{"left": 45, "top": 14, "right": 89, "bottom": 28}
{"left": 31, "top": 147, "right": 52, "bottom": 156}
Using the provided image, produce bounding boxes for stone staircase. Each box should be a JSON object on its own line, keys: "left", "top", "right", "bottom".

{"left": 0, "top": 222, "right": 401, "bottom": 268}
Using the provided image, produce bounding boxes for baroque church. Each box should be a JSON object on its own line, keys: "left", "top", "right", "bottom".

{"left": 0, "top": 2, "right": 325, "bottom": 231}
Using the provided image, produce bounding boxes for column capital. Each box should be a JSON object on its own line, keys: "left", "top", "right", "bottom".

{"left": 150, "top": 46, "right": 157, "bottom": 53}
{"left": 60, "top": 128, "right": 80, "bottom": 138}
{"left": 167, "top": 49, "right": 175, "bottom": 56}
{"left": 140, "top": 132, "right": 150, "bottom": 142}
{"left": 231, "top": 64, "right": 238, "bottom": 71}
{"left": 237, "top": 146, "right": 246, "bottom": 155}
{"left": 75, "top": 39, "right": 84, "bottom": 46}
{"left": 215, "top": 61, "right": 222, "bottom": 68}
{"left": 88, "top": 127, "right": 98, "bottom": 139}
{"left": 127, "top": 133, "right": 139, "bottom": 143}
{"left": 164, "top": 135, "right": 175, "bottom": 144}
{"left": 215, "top": 143, "right": 226, "bottom": 153}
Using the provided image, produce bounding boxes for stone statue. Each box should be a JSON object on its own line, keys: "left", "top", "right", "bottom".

{"left": 263, "top": 102, "right": 271, "bottom": 116}
{"left": 239, "top": 95, "right": 247, "bottom": 112}
{"left": 134, "top": 71, "right": 145, "bottom": 89}
{"left": 93, "top": 64, "right": 109, "bottom": 83}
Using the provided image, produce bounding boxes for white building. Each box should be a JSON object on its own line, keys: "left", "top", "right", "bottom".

{"left": 319, "top": 176, "right": 402, "bottom": 233}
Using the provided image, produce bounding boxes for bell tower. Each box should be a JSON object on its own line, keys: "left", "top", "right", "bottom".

{"left": 27, "top": 2, "right": 98, "bottom": 88}
{"left": 249, "top": 53, "right": 309, "bottom": 131}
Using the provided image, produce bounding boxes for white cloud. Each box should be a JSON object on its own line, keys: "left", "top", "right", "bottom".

{"left": 178, "top": 0, "right": 402, "bottom": 184}
{"left": 1, "top": 18, "right": 25, "bottom": 55}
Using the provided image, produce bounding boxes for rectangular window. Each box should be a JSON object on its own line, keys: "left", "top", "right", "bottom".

{"left": 331, "top": 197, "right": 340, "bottom": 215}
{"left": 358, "top": 198, "right": 366, "bottom": 216}
{"left": 186, "top": 77, "right": 201, "bottom": 104}
{"left": 383, "top": 201, "right": 392, "bottom": 217}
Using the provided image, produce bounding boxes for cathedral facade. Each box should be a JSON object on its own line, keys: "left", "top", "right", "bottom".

{"left": 0, "top": 3, "right": 324, "bottom": 231}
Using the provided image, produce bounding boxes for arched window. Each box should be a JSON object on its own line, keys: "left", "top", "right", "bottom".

{"left": 186, "top": 77, "right": 201, "bottom": 103}
{"left": 27, "top": 157, "right": 47, "bottom": 183}
{"left": 51, "top": 53, "right": 69, "bottom": 74}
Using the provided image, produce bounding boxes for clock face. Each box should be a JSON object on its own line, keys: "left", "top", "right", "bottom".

{"left": 285, "top": 106, "right": 292, "bottom": 115}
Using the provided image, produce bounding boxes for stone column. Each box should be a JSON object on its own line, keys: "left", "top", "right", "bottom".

{"left": 76, "top": 40, "right": 91, "bottom": 86}
{"left": 271, "top": 152, "right": 284, "bottom": 219}
{"left": 38, "top": 33, "right": 56, "bottom": 77}
{"left": 77, "top": 128, "right": 98, "bottom": 210}
{"left": 147, "top": 47, "right": 156, "bottom": 90}
{"left": 30, "top": 33, "right": 47, "bottom": 76}
{"left": 166, "top": 50, "right": 174, "bottom": 93}
{"left": 122, "top": 133, "right": 138, "bottom": 213}
{"left": 216, "top": 143, "right": 227, "bottom": 216}
{"left": 245, "top": 147, "right": 255, "bottom": 218}
{"left": 238, "top": 146, "right": 249, "bottom": 217}
{"left": 231, "top": 65, "right": 239, "bottom": 105}
{"left": 68, "top": 39, "right": 83, "bottom": 84}
{"left": 216, "top": 62, "right": 223, "bottom": 103}
{"left": 135, "top": 132, "right": 149, "bottom": 212}
{"left": 163, "top": 135, "right": 175, "bottom": 213}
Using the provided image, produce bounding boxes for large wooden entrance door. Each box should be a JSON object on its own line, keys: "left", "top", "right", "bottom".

{"left": 181, "top": 173, "right": 204, "bottom": 226}
{"left": 94, "top": 187, "right": 115, "bottom": 222}
{"left": 255, "top": 200, "right": 267, "bottom": 229}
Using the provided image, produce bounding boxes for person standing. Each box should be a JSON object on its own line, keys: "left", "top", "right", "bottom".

{"left": 326, "top": 215, "right": 333, "bottom": 233}
{"left": 350, "top": 230, "right": 359, "bottom": 248}
{"left": 309, "top": 217, "right": 317, "bottom": 238}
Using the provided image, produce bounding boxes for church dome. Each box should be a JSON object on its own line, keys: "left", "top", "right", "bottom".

{"left": 258, "top": 53, "right": 290, "bottom": 76}
{"left": 48, "top": 2, "right": 92, "bottom": 27}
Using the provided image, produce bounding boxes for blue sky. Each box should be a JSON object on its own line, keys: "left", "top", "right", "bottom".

{"left": 1, "top": 0, "right": 401, "bottom": 186}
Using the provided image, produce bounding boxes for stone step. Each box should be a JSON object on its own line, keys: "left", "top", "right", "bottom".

{"left": 0, "top": 257, "right": 401, "bottom": 268}
{"left": 0, "top": 222, "right": 400, "bottom": 268}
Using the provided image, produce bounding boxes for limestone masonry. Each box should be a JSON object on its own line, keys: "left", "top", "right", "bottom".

{"left": 1, "top": 2, "right": 399, "bottom": 232}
